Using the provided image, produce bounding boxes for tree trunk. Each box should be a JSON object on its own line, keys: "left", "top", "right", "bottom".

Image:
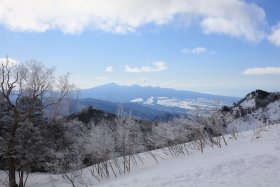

{"left": 9, "top": 113, "right": 19, "bottom": 187}
{"left": 8, "top": 157, "right": 18, "bottom": 187}
{"left": 19, "top": 170, "right": 24, "bottom": 187}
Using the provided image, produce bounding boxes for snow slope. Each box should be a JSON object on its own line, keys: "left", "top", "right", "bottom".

{"left": 2, "top": 124, "right": 280, "bottom": 187}
{"left": 226, "top": 99, "right": 280, "bottom": 132}
{"left": 95, "top": 124, "right": 280, "bottom": 187}
{"left": 240, "top": 98, "right": 255, "bottom": 108}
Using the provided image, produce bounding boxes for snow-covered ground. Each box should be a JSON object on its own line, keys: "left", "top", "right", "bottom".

{"left": 130, "top": 96, "right": 223, "bottom": 111}
{"left": 130, "top": 98, "right": 144, "bottom": 103}
{"left": 267, "top": 100, "right": 280, "bottom": 121}
{"left": 95, "top": 124, "right": 280, "bottom": 187}
{"left": 227, "top": 99, "right": 280, "bottom": 132}
{"left": 143, "top": 96, "right": 154, "bottom": 105}
{"left": 2, "top": 123, "right": 280, "bottom": 187}
{"left": 240, "top": 98, "right": 255, "bottom": 108}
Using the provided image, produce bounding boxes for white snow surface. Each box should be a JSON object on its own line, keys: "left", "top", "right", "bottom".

{"left": 240, "top": 98, "right": 255, "bottom": 109}
{"left": 96, "top": 124, "right": 280, "bottom": 187}
{"left": 2, "top": 124, "right": 280, "bottom": 187}
{"left": 267, "top": 100, "right": 280, "bottom": 121}
{"left": 143, "top": 96, "right": 154, "bottom": 105}
{"left": 130, "top": 96, "right": 223, "bottom": 111}
{"left": 228, "top": 99, "right": 280, "bottom": 132}
{"left": 130, "top": 98, "right": 144, "bottom": 103}
{"left": 156, "top": 98, "right": 196, "bottom": 110}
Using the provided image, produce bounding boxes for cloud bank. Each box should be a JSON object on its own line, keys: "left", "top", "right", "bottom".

{"left": 125, "top": 61, "right": 166, "bottom": 73}
{"left": 0, "top": 0, "right": 266, "bottom": 41}
{"left": 243, "top": 67, "right": 280, "bottom": 75}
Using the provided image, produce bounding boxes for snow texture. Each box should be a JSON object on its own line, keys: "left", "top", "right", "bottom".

{"left": 130, "top": 98, "right": 144, "bottom": 103}
{"left": 227, "top": 99, "right": 280, "bottom": 132}
{"left": 267, "top": 100, "right": 280, "bottom": 121}
{"left": 95, "top": 124, "right": 280, "bottom": 187}
{"left": 143, "top": 97, "right": 154, "bottom": 105}
{"left": 156, "top": 98, "right": 196, "bottom": 110}
{"left": 240, "top": 98, "right": 255, "bottom": 109}
{"left": 134, "top": 96, "right": 222, "bottom": 111}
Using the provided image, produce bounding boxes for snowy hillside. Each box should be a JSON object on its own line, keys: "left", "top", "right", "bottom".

{"left": 216, "top": 90, "right": 280, "bottom": 133}
{"left": 95, "top": 124, "right": 280, "bottom": 187}
{"left": 227, "top": 99, "right": 280, "bottom": 132}
{"left": 3, "top": 123, "right": 280, "bottom": 187}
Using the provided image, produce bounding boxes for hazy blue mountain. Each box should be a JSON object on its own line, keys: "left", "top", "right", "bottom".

{"left": 77, "top": 98, "right": 177, "bottom": 120}
{"left": 78, "top": 83, "right": 240, "bottom": 119}
{"left": 80, "top": 83, "right": 239, "bottom": 105}
{"left": 80, "top": 83, "right": 239, "bottom": 104}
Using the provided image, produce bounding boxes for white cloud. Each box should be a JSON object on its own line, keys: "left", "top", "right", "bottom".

{"left": 243, "top": 67, "right": 280, "bottom": 75}
{"left": 105, "top": 66, "right": 114, "bottom": 72}
{"left": 268, "top": 24, "right": 280, "bottom": 47}
{"left": 181, "top": 47, "right": 207, "bottom": 54}
{"left": 125, "top": 61, "right": 166, "bottom": 73}
{"left": 0, "top": 0, "right": 266, "bottom": 41}
{"left": 192, "top": 47, "right": 207, "bottom": 54}
{"left": 0, "top": 57, "right": 18, "bottom": 66}
{"left": 96, "top": 76, "right": 107, "bottom": 80}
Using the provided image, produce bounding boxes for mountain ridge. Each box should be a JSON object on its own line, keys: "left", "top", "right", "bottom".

{"left": 80, "top": 83, "right": 239, "bottom": 104}
{"left": 78, "top": 83, "right": 239, "bottom": 116}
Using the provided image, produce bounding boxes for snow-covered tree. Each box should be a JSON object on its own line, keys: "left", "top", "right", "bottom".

{"left": 0, "top": 58, "right": 73, "bottom": 187}
{"left": 85, "top": 121, "right": 115, "bottom": 162}
{"left": 14, "top": 120, "right": 46, "bottom": 187}
{"left": 83, "top": 121, "right": 116, "bottom": 179}
{"left": 45, "top": 119, "right": 88, "bottom": 187}
{"left": 114, "top": 111, "right": 146, "bottom": 173}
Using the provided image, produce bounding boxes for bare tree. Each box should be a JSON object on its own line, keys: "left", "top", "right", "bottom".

{"left": 0, "top": 58, "right": 73, "bottom": 187}
{"left": 84, "top": 121, "right": 116, "bottom": 180}
{"left": 113, "top": 110, "right": 146, "bottom": 174}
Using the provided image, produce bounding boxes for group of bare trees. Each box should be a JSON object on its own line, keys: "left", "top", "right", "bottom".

{"left": 148, "top": 114, "right": 227, "bottom": 156}
{"left": 50, "top": 110, "right": 227, "bottom": 186}
{"left": 59, "top": 113, "right": 147, "bottom": 183}
{"left": 0, "top": 58, "right": 73, "bottom": 187}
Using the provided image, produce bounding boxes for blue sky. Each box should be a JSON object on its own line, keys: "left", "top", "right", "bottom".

{"left": 0, "top": 0, "right": 280, "bottom": 97}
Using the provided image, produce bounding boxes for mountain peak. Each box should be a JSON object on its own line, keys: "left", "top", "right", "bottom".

{"left": 235, "top": 89, "right": 280, "bottom": 110}
{"left": 244, "top": 90, "right": 269, "bottom": 99}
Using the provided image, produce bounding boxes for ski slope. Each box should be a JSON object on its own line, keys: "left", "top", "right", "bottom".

{"left": 2, "top": 124, "right": 280, "bottom": 187}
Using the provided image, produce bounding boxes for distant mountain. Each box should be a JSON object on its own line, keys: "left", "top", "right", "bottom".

{"left": 79, "top": 83, "right": 239, "bottom": 115}
{"left": 80, "top": 83, "right": 237, "bottom": 103}
{"left": 77, "top": 98, "right": 176, "bottom": 120}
